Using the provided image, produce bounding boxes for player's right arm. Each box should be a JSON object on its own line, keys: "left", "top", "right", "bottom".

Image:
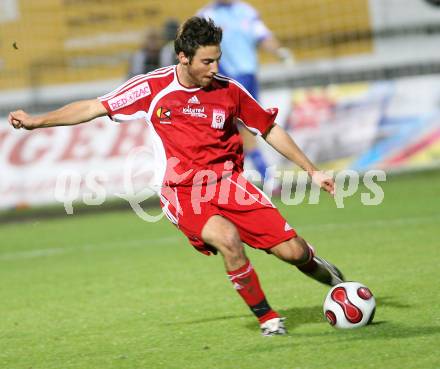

{"left": 8, "top": 99, "right": 107, "bottom": 130}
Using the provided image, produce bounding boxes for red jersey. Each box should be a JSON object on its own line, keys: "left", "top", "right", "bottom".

{"left": 98, "top": 66, "right": 277, "bottom": 188}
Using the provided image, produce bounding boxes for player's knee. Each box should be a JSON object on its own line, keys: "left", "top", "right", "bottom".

{"left": 273, "top": 237, "right": 310, "bottom": 265}
{"left": 289, "top": 238, "right": 310, "bottom": 264}
{"left": 217, "top": 231, "right": 243, "bottom": 257}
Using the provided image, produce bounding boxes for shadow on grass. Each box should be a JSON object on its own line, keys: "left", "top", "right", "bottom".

{"left": 242, "top": 295, "right": 414, "bottom": 333}
{"left": 242, "top": 296, "right": 439, "bottom": 354}
{"left": 300, "top": 322, "right": 440, "bottom": 341}
{"left": 165, "top": 295, "right": 416, "bottom": 334}
{"left": 163, "top": 313, "right": 249, "bottom": 326}
{"left": 375, "top": 296, "right": 412, "bottom": 309}
{"left": 241, "top": 304, "right": 323, "bottom": 332}
{"left": 242, "top": 322, "right": 440, "bottom": 357}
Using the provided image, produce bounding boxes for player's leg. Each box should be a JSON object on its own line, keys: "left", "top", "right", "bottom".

{"left": 161, "top": 185, "right": 283, "bottom": 334}
{"left": 241, "top": 128, "right": 268, "bottom": 179}
{"left": 201, "top": 215, "right": 284, "bottom": 334}
{"left": 201, "top": 214, "right": 246, "bottom": 270}
{"left": 270, "top": 237, "right": 345, "bottom": 286}
{"left": 218, "top": 173, "right": 344, "bottom": 286}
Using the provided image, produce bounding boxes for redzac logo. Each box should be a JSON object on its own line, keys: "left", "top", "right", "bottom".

{"left": 108, "top": 81, "right": 151, "bottom": 111}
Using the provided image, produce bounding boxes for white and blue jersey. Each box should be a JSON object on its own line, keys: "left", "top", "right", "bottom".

{"left": 198, "top": 1, "right": 272, "bottom": 99}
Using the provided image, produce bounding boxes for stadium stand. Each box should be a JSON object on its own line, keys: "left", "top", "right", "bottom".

{"left": 1, "top": 0, "right": 440, "bottom": 114}
{"left": 1, "top": 0, "right": 440, "bottom": 211}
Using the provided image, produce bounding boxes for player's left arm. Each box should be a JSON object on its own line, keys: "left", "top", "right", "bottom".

{"left": 260, "top": 37, "right": 294, "bottom": 65}
{"left": 262, "top": 123, "right": 335, "bottom": 195}
{"left": 252, "top": 13, "right": 294, "bottom": 65}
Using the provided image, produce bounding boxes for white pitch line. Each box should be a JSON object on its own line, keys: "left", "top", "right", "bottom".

{"left": 0, "top": 247, "right": 67, "bottom": 261}
{"left": 1, "top": 214, "right": 438, "bottom": 261}
{"left": 0, "top": 235, "right": 180, "bottom": 261}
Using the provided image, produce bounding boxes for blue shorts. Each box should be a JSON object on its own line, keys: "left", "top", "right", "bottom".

{"left": 220, "top": 68, "right": 259, "bottom": 100}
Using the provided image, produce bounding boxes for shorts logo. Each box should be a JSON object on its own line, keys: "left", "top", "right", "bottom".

{"left": 108, "top": 81, "right": 151, "bottom": 111}
{"left": 182, "top": 106, "right": 207, "bottom": 118}
{"left": 156, "top": 107, "right": 172, "bottom": 124}
{"left": 212, "top": 109, "right": 225, "bottom": 129}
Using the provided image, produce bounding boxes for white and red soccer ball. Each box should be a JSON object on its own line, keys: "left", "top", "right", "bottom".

{"left": 323, "top": 282, "right": 376, "bottom": 329}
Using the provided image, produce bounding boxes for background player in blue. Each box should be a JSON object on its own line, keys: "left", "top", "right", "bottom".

{"left": 198, "top": 0, "right": 293, "bottom": 190}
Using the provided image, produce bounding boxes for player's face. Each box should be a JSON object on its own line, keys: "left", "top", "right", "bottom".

{"left": 183, "top": 45, "right": 221, "bottom": 88}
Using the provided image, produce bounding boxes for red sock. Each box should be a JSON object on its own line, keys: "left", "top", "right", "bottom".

{"left": 227, "top": 260, "right": 279, "bottom": 324}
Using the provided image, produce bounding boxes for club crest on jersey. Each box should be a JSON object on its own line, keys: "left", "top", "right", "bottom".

{"left": 212, "top": 109, "right": 225, "bottom": 129}
{"left": 108, "top": 81, "right": 151, "bottom": 111}
{"left": 156, "top": 107, "right": 172, "bottom": 123}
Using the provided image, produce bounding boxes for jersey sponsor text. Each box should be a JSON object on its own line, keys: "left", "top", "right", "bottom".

{"left": 182, "top": 106, "right": 207, "bottom": 118}
{"left": 108, "top": 81, "right": 151, "bottom": 111}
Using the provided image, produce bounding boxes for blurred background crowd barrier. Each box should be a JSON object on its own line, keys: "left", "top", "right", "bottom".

{"left": 1, "top": 0, "right": 440, "bottom": 210}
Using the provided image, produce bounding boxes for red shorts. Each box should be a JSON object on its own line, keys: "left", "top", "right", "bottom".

{"left": 160, "top": 171, "right": 296, "bottom": 255}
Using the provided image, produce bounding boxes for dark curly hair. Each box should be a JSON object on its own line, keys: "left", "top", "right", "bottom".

{"left": 174, "top": 17, "right": 222, "bottom": 62}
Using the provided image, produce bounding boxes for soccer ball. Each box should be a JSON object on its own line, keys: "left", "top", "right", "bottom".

{"left": 323, "top": 281, "right": 376, "bottom": 329}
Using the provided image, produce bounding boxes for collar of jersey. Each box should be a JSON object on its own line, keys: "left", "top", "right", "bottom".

{"left": 174, "top": 65, "right": 203, "bottom": 92}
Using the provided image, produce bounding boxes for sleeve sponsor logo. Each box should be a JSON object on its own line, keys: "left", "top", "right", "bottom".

{"left": 212, "top": 109, "right": 225, "bottom": 129}
{"left": 108, "top": 81, "right": 151, "bottom": 111}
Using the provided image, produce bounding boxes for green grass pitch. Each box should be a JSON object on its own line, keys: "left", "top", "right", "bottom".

{"left": 1, "top": 170, "right": 439, "bottom": 369}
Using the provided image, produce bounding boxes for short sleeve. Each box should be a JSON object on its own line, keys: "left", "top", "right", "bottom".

{"left": 242, "top": 4, "right": 272, "bottom": 43}
{"left": 98, "top": 75, "right": 152, "bottom": 121}
{"left": 234, "top": 82, "right": 278, "bottom": 135}
{"left": 252, "top": 18, "right": 271, "bottom": 43}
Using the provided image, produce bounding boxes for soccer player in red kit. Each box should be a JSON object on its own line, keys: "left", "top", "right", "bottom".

{"left": 8, "top": 17, "right": 344, "bottom": 336}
